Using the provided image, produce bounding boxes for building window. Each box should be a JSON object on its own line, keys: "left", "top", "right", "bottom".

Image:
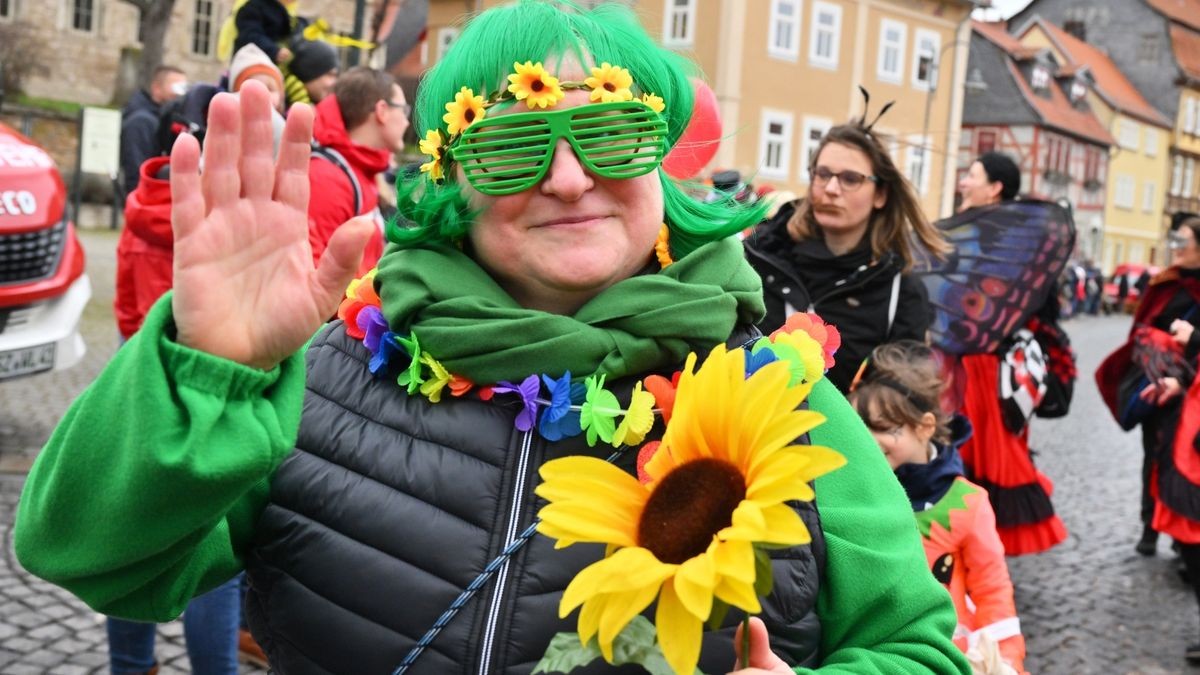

{"left": 0, "top": 0, "right": 14, "bottom": 20}
{"left": 905, "top": 135, "right": 930, "bottom": 195}
{"left": 1145, "top": 128, "right": 1159, "bottom": 157}
{"left": 1118, "top": 119, "right": 1140, "bottom": 152}
{"left": 1084, "top": 146, "right": 1102, "bottom": 184}
{"left": 436, "top": 27, "right": 459, "bottom": 62}
{"left": 1143, "top": 181, "right": 1156, "bottom": 213}
{"left": 768, "top": 0, "right": 800, "bottom": 60}
{"left": 1172, "top": 156, "right": 1184, "bottom": 196}
{"left": 877, "top": 18, "right": 906, "bottom": 84}
{"left": 758, "top": 110, "right": 794, "bottom": 181}
{"left": 912, "top": 29, "right": 940, "bottom": 91}
{"left": 1186, "top": 158, "right": 1196, "bottom": 199}
{"left": 71, "top": 0, "right": 95, "bottom": 32}
{"left": 808, "top": 1, "right": 841, "bottom": 69}
{"left": 1186, "top": 98, "right": 1197, "bottom": 136}
{"left": 800, "top": 116, "right": 832, "bottom": 183}
{"left": 663, "top": 0, "right": 695, "bottom": 47}
{"left": 1114, "top": 174, "right": 1135, "bottom": 209}
{"left": 1030, "top": 64, "right": 1050, "bottom": 90}
{"left": 976, "top": 129, "right": 997, "bottom": 155}
{"left": 1069, "top": 79, "right": 1086, "bottom": 103}
{"left": 191, "top": 0, "right": 213, "bottom": 55}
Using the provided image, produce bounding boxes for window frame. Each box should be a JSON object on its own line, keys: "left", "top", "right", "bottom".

{"left": 911, "top": 28, "right": 940, "bottom": 91}
{"left": 436, "top": 27, "right": 459, "bottom": 63}
{"left": 1117, "top": 118, "right": 1140, "bottom": 152}
{"left": 69, "top": 0, "right": 97, "bottom": 34}
{"left": 758, "top": 109, "right": 795, "bottom": 181}
{"left": 768, "top": 0, "right": 801, "bottom": 61}
{"left": 191, "top": 0, "right": 215, "bottom": 56}
{"left": 876, "top": 18, "right": 906, "bottom": 84}
{"left": 1142, "top": 180, "right": 1156, "bottom": 213}
{"left": 1185, "top": 157, "right": 1196, "bottom": 199}
{"left": 663, "top": 0, "right": 696, "bottom": 48}
{"left": 0, "top": 0, "right": 15, "bottom": 22}
{"left": 905, "top": 134, "right": 931, "bottom": 195}
{"left": 799, "top": 116, "right": 833, "bottom": 184}
{"left": 1114, "top": 174, "right": 1136, "bottom": 210}
{"left": 1145, "top": 127, "right": 1159, "bottom": 157}
{"left": 1172, "top": 155, "right": 1184, "bottom": 196}
{"left": 808, "top": 1, "right": 842, "bottom": 70}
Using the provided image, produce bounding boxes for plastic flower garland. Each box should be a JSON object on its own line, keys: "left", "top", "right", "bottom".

{"left": 337, "top": 273, "right": 841, "bottom": 457}
{"left": 533, "top": 344, "right": 847, "bottom": 675}
{"left": 419, "top": 61, "right": 665, "bottom": 182}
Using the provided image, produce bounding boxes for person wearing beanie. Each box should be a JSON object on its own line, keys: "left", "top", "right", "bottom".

{"left": 230, "top": 43, "right": 285, "bottom": 111}
{"left": 283, "top": 37, "right": 339, "bottom": 107}
{"left": 233, "top": 0, "right": 301, "bottom": 64}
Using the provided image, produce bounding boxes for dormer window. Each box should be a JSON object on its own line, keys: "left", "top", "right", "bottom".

{"left": 1070, "top": 80, "right": 1087, "bottom": 102}
{"left": 1031, "top": 65, "right": 1050, "bottom": 90}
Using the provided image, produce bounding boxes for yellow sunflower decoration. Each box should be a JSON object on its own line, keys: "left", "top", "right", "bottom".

{"left": 584, "top": 62, "right": 635, "bottom": 103}
{"left": 443, "top": 86, "right": 487, "bottom": 135}
{"left": 418, "top": 129, "right": 445, "bottom": 181}
{"left": 535, "top": 345, "right": 846, "bottom": 675}
{"left": 507, "top": 61, "right": 566, "bottom": 109}
{"left": 641, "top": 93, "right": 666, "bottom": 114}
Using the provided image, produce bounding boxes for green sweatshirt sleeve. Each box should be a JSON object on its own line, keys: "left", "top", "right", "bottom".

{"left": 797, "top": 379, "right": 971, "bottom": 674}
{"left": 14, "top": 293, "right": 306, "bottom": 622}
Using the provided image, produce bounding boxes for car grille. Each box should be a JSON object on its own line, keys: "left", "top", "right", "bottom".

{"left": 0, "top": 219, "right": 67, "bottom": 284}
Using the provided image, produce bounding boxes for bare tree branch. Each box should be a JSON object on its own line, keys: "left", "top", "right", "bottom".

{"left": 118, "top": 0, "right": 179, "bottom": 88}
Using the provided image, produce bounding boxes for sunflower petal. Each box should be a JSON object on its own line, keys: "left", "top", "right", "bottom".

{"left": 578, "top": 593, "right": 606, "bottom": 645}
{"left": 720, "top": 500, "right": 768, "bottom": 540}
{"left": 673, "top": 550, "right": 717, "bottom": 620}
{"left": 756, "top": 503, "right": 813, "bottom": 546}
{"left": 560, "top": 555, "right": 627, "bottom": 617}
{"left": 714, "top": 576, "right": 762, "bottom": 614}
{"left": 597, "top": 582, "right": 662, "bottom": 662}
{"left": 712, "top": 539, "right": 756, "bottom": 584}
{"left": 656, "top": 579, "right": 704, "bottom": 675}
{"left": 537, "top": 503, "right": 638, "bottom": 548}
{"left": 592, "top": 548, "right": 676, "bottom": 594}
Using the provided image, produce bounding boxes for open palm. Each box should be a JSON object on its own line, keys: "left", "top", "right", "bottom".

{"left": 170, "top": 82, "right": 372, "bottom": 370}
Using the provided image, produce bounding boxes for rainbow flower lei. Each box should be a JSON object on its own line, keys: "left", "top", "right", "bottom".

{"left": 338, "top": 271, "right": 842, "bottom": 449}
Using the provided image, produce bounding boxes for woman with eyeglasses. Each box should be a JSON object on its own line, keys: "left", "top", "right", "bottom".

{"left": 745, "top": 124, "right": 950, "bottom": 393}
{"left": 14, "top": 3, "right": 969, "bottom": 674}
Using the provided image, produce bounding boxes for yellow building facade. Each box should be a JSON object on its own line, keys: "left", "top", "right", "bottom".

{"left": 426, "top": 0, "right": 975, "bottom": 219}
{"left": 1018, "top": 20, "right": 1173, "bottom": 271}
{"left": 1169, "top": 85, "right": 1200, "bottom": 228}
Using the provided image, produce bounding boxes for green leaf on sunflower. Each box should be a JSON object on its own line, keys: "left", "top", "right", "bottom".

{"left": 753, "top": 546, "right": 774, "bottom": 598}
{"left": 533, "top": 617, "right": 706, "bottom": 675}
{"left": 706, "top": 598, "right": 731, "bottom": 631}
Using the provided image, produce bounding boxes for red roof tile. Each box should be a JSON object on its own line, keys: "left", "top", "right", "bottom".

{"left": 1171, "top": 23, "right": 1200, "bottom": 81}
{"left": 973, "top": 20, "right": 1029, "bottom": 55}
{"left": 1029, "top": 19, "right": 1171, "bottom": 128}
{"left": 1146, "top": 0, "right": 1200, "bottom": 32}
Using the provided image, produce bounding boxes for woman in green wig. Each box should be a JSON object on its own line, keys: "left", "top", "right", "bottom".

{"left": 15, "top": 2, "right": 968, "bottom": 674}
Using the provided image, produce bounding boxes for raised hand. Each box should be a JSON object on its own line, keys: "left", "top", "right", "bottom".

{"left": 170, "top": 80, "right": 373, "bottom": 370}
{"left": 728, "top": 617, "right": 792, "bottom": 675}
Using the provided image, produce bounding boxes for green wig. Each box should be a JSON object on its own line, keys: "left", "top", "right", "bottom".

{"left": 388, "top": 0, "right": 765, "bottom": 257}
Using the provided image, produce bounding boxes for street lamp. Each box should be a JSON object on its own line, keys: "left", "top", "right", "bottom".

{"left": 917, "top": 41, "right": 988, "bottom": 201}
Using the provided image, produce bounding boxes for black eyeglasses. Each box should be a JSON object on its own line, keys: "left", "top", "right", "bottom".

{"left": 386, "top": 100, "right": 412, "bottom": 116}
{"left": 811, "top": 166, "right": 879, "bottom": 191}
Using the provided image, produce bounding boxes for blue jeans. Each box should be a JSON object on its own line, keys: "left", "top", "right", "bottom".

{"left": 107, "top": 575, "right": 241, "bottom": 674}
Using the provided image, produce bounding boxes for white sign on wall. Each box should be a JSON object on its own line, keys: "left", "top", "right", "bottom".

{"left": 79, "top": 107, "right": 122, "bottom": 176}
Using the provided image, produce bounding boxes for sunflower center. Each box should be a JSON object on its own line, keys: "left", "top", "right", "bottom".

{"left": 532, "top": 79, "right": 545, "bottom": 92}
{"left": 637, "top": 458, "right": 746, "bottom": 565}
{"left": 604, "top": 82, "right": 616, "bottom": 92}
{"left": 465, "top": 109, "right": 476, "bottom": 123}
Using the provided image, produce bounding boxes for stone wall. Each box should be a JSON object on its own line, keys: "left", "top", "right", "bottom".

{"left": 0, "top": 106, "right": 80, "bottom": 176}
{"left": 3, "top": 0, "right": 371, "bottom": 107}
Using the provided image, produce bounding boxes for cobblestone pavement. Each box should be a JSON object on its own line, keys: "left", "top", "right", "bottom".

{"left": 0, "top": 228, "right": 1197, "bottom": 673}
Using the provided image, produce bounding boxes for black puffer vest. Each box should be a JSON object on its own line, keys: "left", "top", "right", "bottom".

{"left": 244, "top": 321, "right": 826, "bottom": 674}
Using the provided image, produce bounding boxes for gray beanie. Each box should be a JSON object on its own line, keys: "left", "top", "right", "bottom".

{"left": 289, "top": 39, "right": 339, "bottom": 82}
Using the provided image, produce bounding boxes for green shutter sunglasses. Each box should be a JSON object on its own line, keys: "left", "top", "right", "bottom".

{"left": 448, "top": 100, "right": 667, "bottom": 196}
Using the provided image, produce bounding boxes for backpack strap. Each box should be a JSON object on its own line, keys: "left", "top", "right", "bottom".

{"left": 310, "top": 142, "right": 362, "bottom": 215}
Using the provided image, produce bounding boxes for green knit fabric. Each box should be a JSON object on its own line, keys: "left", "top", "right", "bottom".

{"left": 15, "top": 294, "right": 967, "bottom": 673}
{"left": 375, "top": 236, "right": 765, "bottom": 384}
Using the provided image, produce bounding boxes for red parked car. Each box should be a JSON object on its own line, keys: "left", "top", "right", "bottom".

{"left": 0, "top": 121, "right": 90, "bottom": 382}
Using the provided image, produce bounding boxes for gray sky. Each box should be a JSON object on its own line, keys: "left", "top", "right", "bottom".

{"left": 974, "top": 0, "right": 1034, "bottom": 20}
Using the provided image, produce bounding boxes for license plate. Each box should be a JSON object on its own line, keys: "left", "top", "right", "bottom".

{"left": 0, "top": 343, "right": 56, "bottom": 381}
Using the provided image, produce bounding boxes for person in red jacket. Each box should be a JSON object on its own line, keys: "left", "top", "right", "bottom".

{"left": 307, "top": 66, "right": 408, "bottom": 274}
{"left": 115, "top": 157, "right": 174, "bottom": 339}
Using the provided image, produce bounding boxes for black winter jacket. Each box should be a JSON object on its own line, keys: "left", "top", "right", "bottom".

{"left": 119, "top": 89, "right": 161, "bottom": 196}
{"left": 234, "top": 0, "right": 295, "bottom": 62}
{"left": 745, "top": 201, "right": 932, "bottom": 392}
{"left": 243, "top": 321, "right": 827, "bottom": 674}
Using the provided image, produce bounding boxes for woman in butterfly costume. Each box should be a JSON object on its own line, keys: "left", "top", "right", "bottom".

{"left": 13, "top": 2, "right": 969, "bottom": 674}
{"left": 949, "top": 152, "right": 1071, "bottom": 556}
{"left": 1097, "top": 213, "right": 1200, "bottom": 662}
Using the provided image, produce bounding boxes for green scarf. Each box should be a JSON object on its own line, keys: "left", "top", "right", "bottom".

{"left": 375, "top": 236, "right": 765, "bottom": 384}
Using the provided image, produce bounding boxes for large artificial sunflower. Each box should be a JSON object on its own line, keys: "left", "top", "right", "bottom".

{"left": 507, "top": 61, "right": 565, "bottom": 109}
{"left": 535, "top": 345, "right": 846, "bottom": 675}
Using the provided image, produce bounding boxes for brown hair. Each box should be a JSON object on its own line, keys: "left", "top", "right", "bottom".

{"left": 334, "top": 66, "right": 397, "bottom": 130}
{"left": 789, "top": 123, "right": 950, "bottom": 271}
{"left": 849, "top": 340, "right": 950, "bottom": 444}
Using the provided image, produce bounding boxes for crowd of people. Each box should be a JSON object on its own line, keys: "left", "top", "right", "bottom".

{"left": 10, "top": 0, "right": 1200, "bottom": 674}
